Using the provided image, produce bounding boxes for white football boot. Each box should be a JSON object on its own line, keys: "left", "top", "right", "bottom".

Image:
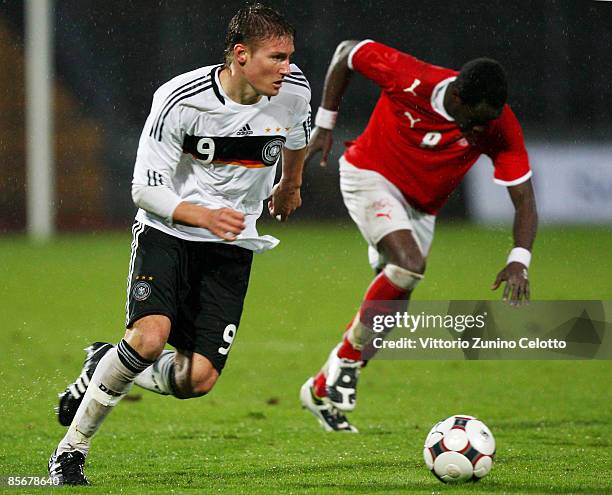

{"left": 300, "top": 377, "right": 358, "bottom": 433}
{"left": 325, "top": 345, "right": 362, "bottom": 412}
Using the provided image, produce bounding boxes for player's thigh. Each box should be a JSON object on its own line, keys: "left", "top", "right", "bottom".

{"left": 125, "top": 222, "right": 185, "bottom": 351}
{"left": 339, "top": 157, "right": 413, "bottom": 249}
{"left": 407, "top": 207, "right": 436, "bottom": 259}
{"left": 186, "top": 243, "right": 253, "bottom": 375}
{"left": 340, "top": 158, "right": 436, "bottom": 271}
{"left": 377, "top": 208, "right": 436, "bottom": 273}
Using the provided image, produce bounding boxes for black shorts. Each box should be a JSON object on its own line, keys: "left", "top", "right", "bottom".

{"left": 125, "top": 222, "right": 253, "bottom": 372}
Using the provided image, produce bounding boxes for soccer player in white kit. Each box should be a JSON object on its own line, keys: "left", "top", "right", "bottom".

{"left": 49, "top": 4, "right": 310, "bottom": 485}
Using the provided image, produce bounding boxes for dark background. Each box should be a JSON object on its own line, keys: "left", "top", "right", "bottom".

{"left": 1, "top": 0, "right": 610, "bottom": 227}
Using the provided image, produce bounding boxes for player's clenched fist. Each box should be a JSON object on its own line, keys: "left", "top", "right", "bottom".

{"left": 202, "top": 207, "right": 246, "bottom": 240}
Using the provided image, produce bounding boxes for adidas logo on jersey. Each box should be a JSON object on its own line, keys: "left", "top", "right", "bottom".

{"left": 236, "top": 123, "right": 253, "bottom": 136}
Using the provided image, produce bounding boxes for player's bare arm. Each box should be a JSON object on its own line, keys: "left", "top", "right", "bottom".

{"left": 172, "top": 202, "right": 246, "bottom": 241}
{"left": 305, "top": 40, "right": 358, "bottom": 166}
{"left": 492, "top": 179, "right": 538, "bottom": 305}
{"left": 268, "top": 146, "right": 306, "bottom": 221}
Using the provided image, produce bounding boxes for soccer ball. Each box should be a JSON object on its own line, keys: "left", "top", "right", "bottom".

{"left": 423, "top": 415, "right": 496, "bottom": 483}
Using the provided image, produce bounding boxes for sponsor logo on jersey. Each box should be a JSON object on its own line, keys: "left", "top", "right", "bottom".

{"left": 132, "top": 281, "right": 151, "bottom": 301}
{"left": 403, "top": 78, "right": 421, "bottom": 96}
{"left": 236, "top": 123, "right": 253, "bottom": 136}
{"left": 262, "top": 138, "right": 284, "bottom": 165}
{"left": 404, "top": 111, "right": 421, "bottom": 128}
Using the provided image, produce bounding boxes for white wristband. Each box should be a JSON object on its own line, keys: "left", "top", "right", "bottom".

{"left": 315, "top": 106, "right": 338, "bottom": 130}
{"left": 507, "top": 247, "right": 531, "bottom": 268}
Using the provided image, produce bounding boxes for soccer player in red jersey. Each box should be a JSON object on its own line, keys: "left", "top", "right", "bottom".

{"left": 300, "top": 40, "right": 538, "bottom": 432}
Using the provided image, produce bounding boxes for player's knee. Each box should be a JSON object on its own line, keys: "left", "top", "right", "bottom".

{"left": 173, "top": 356, "right": 219, "bottom": 398}
{"left": 189, "top": 373, "right": 219, "bottom": 397}
{"left": 126, "top": 315, "right": 171, "bottom": 360}
{"left": 177, "top": 371, "right": 218, "bottom": 398}
{"left": 189, "top": 358, "right": 219, "bottom": 396}
{"left": 390, "top": 251, "right": 426, "bottom": 276}
{"left": 383, "top": 263, "right": 425, "bottom": 291}
{"left": 131, "top": 336, "right": 166, "bottom": 361}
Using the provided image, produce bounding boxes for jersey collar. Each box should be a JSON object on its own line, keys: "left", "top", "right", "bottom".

{"left": 430, "top": 76, "right": 456, "bottom": 121}
{"left": 214, "top": 66, "right": 270, "bottom": 110}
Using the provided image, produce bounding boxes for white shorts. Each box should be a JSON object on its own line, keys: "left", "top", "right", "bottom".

{"left": 339, "top": 155, "right": 436, "bottom": 270}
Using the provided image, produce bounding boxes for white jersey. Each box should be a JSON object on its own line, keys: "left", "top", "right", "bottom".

{"left": 133, "top": 63, "right": 311, "bottom": 252}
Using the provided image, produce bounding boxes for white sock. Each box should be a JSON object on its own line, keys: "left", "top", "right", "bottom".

{"left": 134, "top": 350, "right": 175, "bottom": 395}
{"left": 57, "top": 340, "right": 153, "bottom": 456}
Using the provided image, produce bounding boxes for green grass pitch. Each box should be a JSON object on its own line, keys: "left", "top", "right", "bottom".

{"left": 0, "top": 223, "right": 610, "bottom": 494}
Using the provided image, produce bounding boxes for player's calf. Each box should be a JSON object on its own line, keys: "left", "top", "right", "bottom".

{"left": 326, "top": 263, "right": 424, "bottom": 411}
{"left": 168, "top": 351, "right": 219, "bottom": 399}
{"left": 51, "top": 341, "right": 154, "bottom": 485}
{"left": 56, "top": 342, "right": 113, "bottom": 427}
{"left": 134, "top": 349, "right": 220, "bottom": 398}
{"left": 173, "top": 368, "right": 219, "bottom": 398}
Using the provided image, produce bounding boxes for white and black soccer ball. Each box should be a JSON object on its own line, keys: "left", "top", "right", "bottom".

{"left": 423, "top": 414, "right": 496, "bottom": 483}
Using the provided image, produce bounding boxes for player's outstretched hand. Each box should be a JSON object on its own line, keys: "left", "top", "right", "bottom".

{"left": 202, "top": 207, "right": 245, "bottom": 241}
{"left": 492, "top": 262, "right": 530, "bottom": 306}
{"left": 304, "top": 126, "right": 333, "bottom": 167}
{"left": 268, "top": 181, "right": 301, "bottom": 222}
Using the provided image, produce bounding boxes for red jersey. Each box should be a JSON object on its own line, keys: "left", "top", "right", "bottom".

{"left": 344, "top": 40, "right": 531, "bottom": 215}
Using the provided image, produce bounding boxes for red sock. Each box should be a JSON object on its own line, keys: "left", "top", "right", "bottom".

{"left": 337, "top": 332, "right": 362, "bottom": 361}
{"left": 337, "top": 271, "right": 408, "bottom": 361}
{"left": 313, "top": 371, "right": 327, "bottom": 397}
{"left": 360, "top": 270, "right": 408, "bottom": 326}
{"left": 363, "top": 270, "right": 407, "bottom": 301}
